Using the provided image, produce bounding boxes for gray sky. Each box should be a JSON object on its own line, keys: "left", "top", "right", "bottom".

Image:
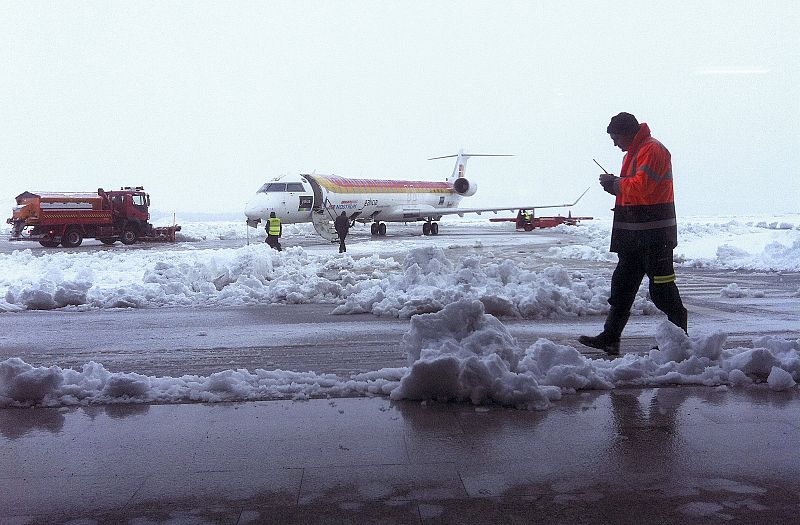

{"left": 2, "top": 1, "right": 798, "bottom": 218}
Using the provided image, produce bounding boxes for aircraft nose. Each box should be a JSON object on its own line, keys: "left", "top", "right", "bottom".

{"left": 244, "top": 193, "right": 269, "bottom": 220}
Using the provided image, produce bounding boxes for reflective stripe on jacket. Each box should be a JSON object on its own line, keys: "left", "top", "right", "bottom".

{"left": 268, "top": 217, "right": 282, "bottom": 236}
{"left": 611, "top": 123, "right": 678, "bottom": 252}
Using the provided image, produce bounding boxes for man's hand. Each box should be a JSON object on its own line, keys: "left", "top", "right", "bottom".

{"left": 599, "top": 173, "right": 620, "bottom": 195}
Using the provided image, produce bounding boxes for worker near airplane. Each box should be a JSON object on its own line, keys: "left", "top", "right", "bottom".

{"left": 579, "top": 112, "right": 688, "bottom": 355}
{"left": 266, "top": 211, "right": 282, "bottom": 251}
{"left": 515, "top": 209, "right": 532, "bottom": 229}
{"left": 334, "top": 211, "right": 350, "bottom": 253}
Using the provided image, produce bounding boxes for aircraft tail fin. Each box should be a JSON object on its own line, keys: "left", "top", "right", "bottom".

{"left": 429, "top": 150, "right": 513, "bottom": 182}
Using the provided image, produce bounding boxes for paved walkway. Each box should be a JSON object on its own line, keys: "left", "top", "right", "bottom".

{"left": 2, "top": 386, "right": 799, "bottom": 524}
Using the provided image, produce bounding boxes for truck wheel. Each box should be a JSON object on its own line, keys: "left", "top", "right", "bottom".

{"left": 121, "top": 228, "right": 138, "bottom": 245}
{"left": 62, "top": 228, "right": 83, "bottom": 248}
{"left": 38, "top": 240, "right": 60, "bottom": 248}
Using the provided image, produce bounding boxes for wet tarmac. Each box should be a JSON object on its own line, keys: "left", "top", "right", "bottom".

{"left": 2, "top": 386, "right": 799, "bottom": 524}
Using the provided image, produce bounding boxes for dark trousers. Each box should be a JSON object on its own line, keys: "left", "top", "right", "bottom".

{"left": 337, "top": 233, "right": 347, "bottom": 253}
{"left": 266, "top": 235, "right": 282, "bottom": 251}
{"left": 604, "top": 245, "right": 687, "bottom": 339}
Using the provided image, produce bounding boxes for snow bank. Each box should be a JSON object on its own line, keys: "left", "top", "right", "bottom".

{"left": 720, "top": 283, "right": 765, "bottom": 298}
{"left": 3, "top": 244, "right": 642, "bottom": 319}
{"left": 550, "top": 215, "right": 800, "bottom": 271}
{"left": 1, "top": 246, "right": 399, "bottom": 311}
{"left": 331, "top": 246, "right": 642, "bottom": 319}
{"left": 171, "top": 221, "right": 318, "bottom": 242}
{"left": 2, "top": 300, "right": 796, "bottom": 409}
{"left": 0, "top": 357, "right": 404, "bottom": 407}
{"left": 390, "top": 300, "right": 799, "bottom": 409}
{"left": 4, "top": 214, "right": 798, "bottom": 314}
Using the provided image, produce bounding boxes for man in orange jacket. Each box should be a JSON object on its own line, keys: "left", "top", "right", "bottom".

{"left": 579, "top": 112, "right": 688, "bottom": 355}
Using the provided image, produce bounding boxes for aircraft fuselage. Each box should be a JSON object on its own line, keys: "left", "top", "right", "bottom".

{"left": 245, "top": 173, "right": 465, "bottom": 227}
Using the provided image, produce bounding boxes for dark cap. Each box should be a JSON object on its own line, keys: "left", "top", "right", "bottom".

{"left": 607, "top": 112, "right": 639, "bottom": 136}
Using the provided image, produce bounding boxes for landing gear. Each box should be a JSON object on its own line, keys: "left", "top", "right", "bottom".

{"left": 371, "top": 222, "right": 387, "bottom": 236}
{"left": 422, "top": 221, "right": 439, "bottom": 236}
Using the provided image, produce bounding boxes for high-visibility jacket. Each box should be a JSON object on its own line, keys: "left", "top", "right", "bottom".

{"left": 611, "top": 123, "right": 677, "bottom": 252}
{"left": 267, "top": 217, "right": 282, "bottom": 236}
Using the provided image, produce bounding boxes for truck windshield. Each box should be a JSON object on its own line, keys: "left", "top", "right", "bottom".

{"left": 132, "top": 194, "right": 147, "bottom": 209}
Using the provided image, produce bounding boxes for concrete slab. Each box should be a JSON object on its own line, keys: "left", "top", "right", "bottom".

{"left": 2, "top": 386, "right": 800, "bottom": 524}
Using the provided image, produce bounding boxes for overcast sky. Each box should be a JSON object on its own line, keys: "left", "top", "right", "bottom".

{"left": 2, "top": 1, "right": 798, "bottom": 218}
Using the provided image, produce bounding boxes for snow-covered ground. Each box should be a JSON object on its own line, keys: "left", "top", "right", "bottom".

{"left": 1, "top": 214, "right": 798, "bottom": 409}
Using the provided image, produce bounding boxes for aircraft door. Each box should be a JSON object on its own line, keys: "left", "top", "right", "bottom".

{"left": 303, "top": 175, "right": 325, "bottom": 211}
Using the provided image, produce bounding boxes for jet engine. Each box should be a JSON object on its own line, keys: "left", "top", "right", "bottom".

{"left": 452, "top": 178, "right": 477, "bottom": 197}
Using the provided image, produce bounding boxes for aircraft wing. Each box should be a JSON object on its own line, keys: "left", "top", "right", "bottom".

{"left": 422, "top": 187, "right": 590, "bottom": 218}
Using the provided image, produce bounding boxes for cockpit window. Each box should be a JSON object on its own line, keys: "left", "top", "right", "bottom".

{"left": 286, "top": 183, "right": 305, "bottom": 192}
{"left": 257, "top": 183, "right": 287, "bottom": 193}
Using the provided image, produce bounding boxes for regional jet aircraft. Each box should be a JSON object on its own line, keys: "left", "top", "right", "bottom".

{"left": 244, "top": 151, "right": 588, "bottom": 241}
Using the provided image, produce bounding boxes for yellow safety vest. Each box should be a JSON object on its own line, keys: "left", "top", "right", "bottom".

{"left": 268, "top": 217, "right": 281, "bottom": 236}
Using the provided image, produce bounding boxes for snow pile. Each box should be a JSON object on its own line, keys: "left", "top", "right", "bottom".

{"left": 701, "top": 239, "right": 800, "bottom": 272}
{"left": 332, "top": 246, "right": 634, "bottom": 319}
{"left": 2, "top": 299, "right": 796, "bottom": 409}
{"left": 0, "top": 358, "right": 405, "bottom": 407}
{"left": 389, "top": 300, "right": 562, "bottom": 410}
{"left": 4, "top": 244, "right": 645, "bottom": 319}
{"left": 171, "top": 221, "right": 318, "bottom": 242}
{"left": 549, "top": 215, "right": 800, "bottom": 271}
{"left": 1, "top": 246, "right": 399, "bottom": 311}
{"left": 720, "top": 283, "right": 765, "bottom": 298}
{"left": 391, "top": 301, "right": 799, "bottom": 409}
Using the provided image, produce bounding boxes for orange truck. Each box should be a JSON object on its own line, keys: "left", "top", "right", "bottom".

{"left": 7, "top": 186, "right": 180, "bottom": 247}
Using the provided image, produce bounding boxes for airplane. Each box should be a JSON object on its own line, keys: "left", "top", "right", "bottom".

{"left": 244, "top": 150, "right": 589, "bottom": 241}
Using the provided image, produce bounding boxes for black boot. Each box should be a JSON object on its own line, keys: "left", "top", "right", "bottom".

{"left": 670, "top": 308, "right": 688, "bottom": 334}
{"left": 579, "top": 306, "right": 629, "bottom": 355}
{"left": 578, "top": 332, "right": 621, "bottom": 355}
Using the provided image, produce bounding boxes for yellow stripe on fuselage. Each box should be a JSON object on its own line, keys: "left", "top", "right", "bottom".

{"left": 315, "top": 176, "right": 454, "bottom": 195}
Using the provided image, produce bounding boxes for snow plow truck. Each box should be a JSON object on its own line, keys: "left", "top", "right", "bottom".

{"left": 7, "top": 187, "right": 180, "bottom": 247}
